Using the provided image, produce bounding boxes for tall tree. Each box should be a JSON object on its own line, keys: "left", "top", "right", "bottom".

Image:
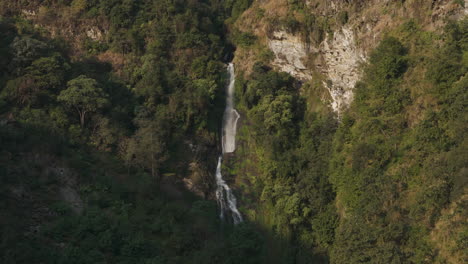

{"left": 58, "top": 75, "right": 109, "bottom": 127}
{"left": 124, "top": 118, "right": 168, "bottom": 180}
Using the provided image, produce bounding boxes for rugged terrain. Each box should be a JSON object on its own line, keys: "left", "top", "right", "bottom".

{"left": 0, "top": 0, "right": 467, "bottom": 263}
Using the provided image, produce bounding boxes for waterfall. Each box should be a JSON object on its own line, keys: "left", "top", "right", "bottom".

{"left": 222, "top": 63, "right": 240, "bottom": 153}
{"left": 215, "top": 63, "right": 243, "bottom": 224}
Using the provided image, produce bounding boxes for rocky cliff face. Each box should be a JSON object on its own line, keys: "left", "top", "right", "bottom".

{"left": 268, "top": 30, "right": 312, "bottom": 81}
{"left": 235, "top": 0, "right": 466, "bottom": 114}
{"left": 268, "top": 26, "right": 365, "bottom": 113}
{"left": 319, "top": 26, "right": 365, "bottom": 113}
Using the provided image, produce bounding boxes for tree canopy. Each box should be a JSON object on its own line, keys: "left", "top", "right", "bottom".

{"left": 58, "top": 75, "right": 109, "bottom": 127}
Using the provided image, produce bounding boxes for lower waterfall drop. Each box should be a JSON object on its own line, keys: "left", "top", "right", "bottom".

{"left": 215, "top": 63, "right": 243, "bottom": 224}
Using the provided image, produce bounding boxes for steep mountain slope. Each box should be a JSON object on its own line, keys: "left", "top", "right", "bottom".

{"left": 226, "top": 0, "right": 467, "bottom": 263}
{"left": 0, "top": 1, "right": 262, "bottom": 263}
{"left": 0, "top": 0, "right": 467, "bottom": 263}
{"left": 234, "top": 0, "right": 465, "bottom": 112}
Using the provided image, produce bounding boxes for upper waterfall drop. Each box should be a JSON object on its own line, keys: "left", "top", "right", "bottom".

{"left": 214, "top": 63, "right": 243, "bottom": 225}
{"left": 222, "top": 63, "right": 240, "bottom": 154}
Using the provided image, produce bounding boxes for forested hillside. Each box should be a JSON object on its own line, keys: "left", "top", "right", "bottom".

{"left": 1, "top": 0, "right": 260, "bottom": 263}
{"left": 232, "top": 21, "right": 467, "bottom": 263}
{"left": 1, "top": 0, "right": 466, "bottom": 263}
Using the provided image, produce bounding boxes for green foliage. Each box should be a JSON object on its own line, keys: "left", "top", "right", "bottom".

{"left": 71, "top": 0, "right": 88, "bottom": 14}
{"left": 282, "top": 15, "right": 301, "bottom": 33}
{"left": 9, "top": 36, "right": 48, "bottom": 69}
{"left": 354, "top": 37, "right": 410, "bottom": 117}
{"left": 227, "top": 223, "right": 264, "bottom": 264}
{"left": 327, "top": 20, "right": 467, "bottom": 263}
{"left": 243, "top": 64, "right": 304, "bottom": 153}
{"left": 84, "top": 38, "right": 108, "bottom": 55}
{"left": 367, "top": 37, "right": 408, "bottom": 81}
{"left": 232, "top": 30, "right": 257, "bottom": 47}
{"left": 427, "top": 21, "right": 467, "bottom": 89}
{"left": 225, "top": 0, "right": 253, "bottom": 23}
{"left": 124, "top": 116, "right": 168, "bottom": 178}
{"left": 58, "top": 75, "right": 109, "bottom": 127}
{"left": 232, "top": 19, "right": 467, "bottom": 264}
{"left": 1, "top": 54, "right": 70, "bottom": 106}
{"left": 26, "top": 55, "right": 69, "bottom": 90}
{"left": 0, "top": 3, "right": 264, "bottom": 262}
{"left": 337, "top": 11, "right": 348, "bottom": 25}
{"left": 0, "top": 4, "right": 252, "bottom": 263}
{"left": 235, "top": 63, "right": 337, "bottom": 260}
{"left": 252, "top": 94, "right": 295, "bottom": 133}
{"left": 1, "top": 2, "right": 466, "bottom": 264}
{"left": 454, "top": 0, "right": 465, "bottom": 7}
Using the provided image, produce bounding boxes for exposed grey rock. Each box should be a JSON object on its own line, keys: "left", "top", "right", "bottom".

{"left": 320, "top": 26, "right": 366, "bottom": 113}
{"left": 268, "top": 31, "right": 312, "bottom": 81}
{"left": 86, "top": 27, "right": 103, "bottom": 41}
{"left": 268, "top": 26, "right": 365, "bottom": 114}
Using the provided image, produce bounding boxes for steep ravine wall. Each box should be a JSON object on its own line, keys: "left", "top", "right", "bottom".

{"left": 268, "top": 30, "right": 312, "bottom": 81}
{"left": 268, "top": 25, "right": 365, "bottom": 113}
{"left": 234, "top": 0, "right": 466, "bottom": 114}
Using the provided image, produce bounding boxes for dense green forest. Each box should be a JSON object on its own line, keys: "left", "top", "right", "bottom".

{"left": 231, "top": 19, "right": 467, "bottom": 263}
{"left": 0, "top": 0, "right": 467, "bottom": 263}
{"left": 0, "top": 0, "right": 261, "bottom": 263}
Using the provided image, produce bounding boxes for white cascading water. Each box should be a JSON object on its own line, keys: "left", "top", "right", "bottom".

{"left": 215, "top": 63, "right": 243, "bottom": 224}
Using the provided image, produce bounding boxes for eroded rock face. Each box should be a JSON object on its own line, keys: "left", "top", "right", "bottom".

{"left": 268, "top": 31, "right": 312, "bottom": 81}
{"left": 86, "top": 27, "right": 103, "bottom": 41}
{"left": 320, "top": 26, "right": 366, "bottom": 113}
{"left": 257, "top": 0, "right": 464, "bottom": 114}
{"left": 21, "top": 9, "right": 36, "bottom": 17}
{"left": 268, "top": 26, "right": 365, "bottom": 113}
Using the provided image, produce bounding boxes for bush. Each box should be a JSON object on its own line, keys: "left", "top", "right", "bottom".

{"left": 338, "top": 11, "right": 348, "bottom": 25}
{"left": 233, "top": 31, "right": 257, "bottom": 47}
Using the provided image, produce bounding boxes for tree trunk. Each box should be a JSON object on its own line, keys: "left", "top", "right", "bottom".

{"left": 76, "top": 107, "right": 86, "bottom": 127}
{"left": 151, "top": 132, "right": 155, "bottom": 179}
{"left": 80, "top": 112, "right": 85, "bottom": 127}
